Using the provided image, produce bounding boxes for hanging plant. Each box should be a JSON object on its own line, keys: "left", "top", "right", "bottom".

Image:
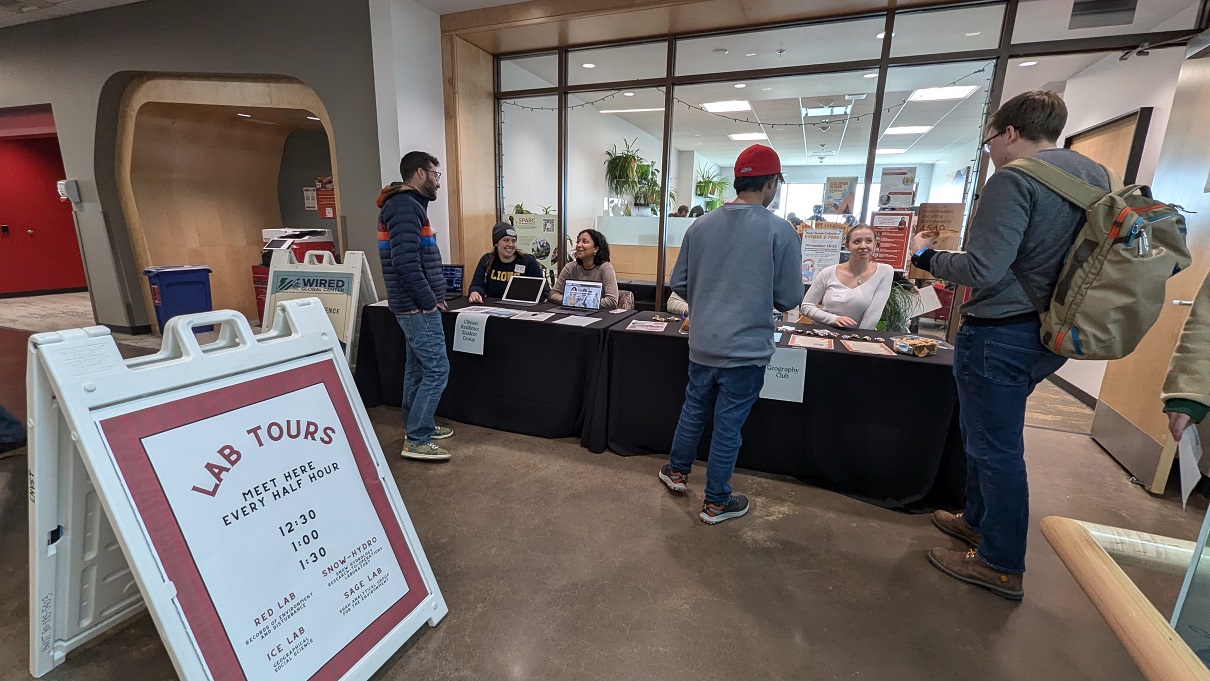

{"left": 694, "top": 163, "right": 729, "bottom": 198}
{"left": 633, "top": 167, "right": 661, "bottom": 208}
{"left": 604, "top": 139, "right": 643, "bottom": 196}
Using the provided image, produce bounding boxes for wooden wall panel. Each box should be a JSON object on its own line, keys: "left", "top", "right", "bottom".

{"left": 1097, "top": 56, "right": 1210, "bottom": 446}
{"left": 444, "top": 35, "right": 498, "bottom": 268}
{"left": 115, "top": 77, "right": 335, "bottom": 330}
{"left": 610, "top": 244, "right": 678, "bottom": 281}
{"left": 129, "top": 105, "right": 288, "bottom": 323}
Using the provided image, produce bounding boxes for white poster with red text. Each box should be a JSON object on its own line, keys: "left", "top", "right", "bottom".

{"left": 94, "top": 359, "right": 429, "bottom": 681}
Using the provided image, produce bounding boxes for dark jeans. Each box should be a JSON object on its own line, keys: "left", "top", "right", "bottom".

{"left": 954, "top": 320, "right": 1066, "bottom": 574}
{"left": 395, "top": 310, "right": 449, "bottom": 444}
{"left": 668, "top": 361, "right": 766, "bottom": 505}
{"left": 0, "top": 403, "right": 23, "bottom": 443}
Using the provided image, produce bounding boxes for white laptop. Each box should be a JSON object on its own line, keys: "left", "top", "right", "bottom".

{"left": 559, "top": 280, "right": 603, "bottom": 316}
{"left": 501, "top": 275, "right": 546, "bottom": 305}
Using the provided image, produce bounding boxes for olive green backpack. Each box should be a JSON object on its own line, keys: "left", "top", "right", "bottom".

{"left": 1006, "top": 157, "right": 1191, "bottom": 360}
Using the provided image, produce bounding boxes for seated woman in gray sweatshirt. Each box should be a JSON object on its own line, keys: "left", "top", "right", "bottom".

{"left": 549, "top": 229, "right": 620, "bottom": 309}
{"left": 800, "top": 224, "right": 893, "bottom": 329}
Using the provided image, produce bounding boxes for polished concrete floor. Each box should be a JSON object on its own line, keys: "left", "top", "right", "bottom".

{"left": 0, "top": 324, "right": 1203, "bottom": 680}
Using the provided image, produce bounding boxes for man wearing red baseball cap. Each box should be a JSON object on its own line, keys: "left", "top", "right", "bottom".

{"left": 658, "top": 144, "right": 802, "bottom": 524}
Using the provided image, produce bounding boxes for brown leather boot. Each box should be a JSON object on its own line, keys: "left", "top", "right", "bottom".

{"left": 932, "top": 510, "right": 982, "bottom": 548}
{"left": 928, "top": 548, "right": 1024, "bottom": 601}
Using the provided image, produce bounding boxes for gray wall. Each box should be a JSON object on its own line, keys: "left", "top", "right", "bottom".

{"left": 277, "top": 130, "right": 335, "bottom": 232}
{"left": 0, "top": 0, "right": 382, "bottom": 330}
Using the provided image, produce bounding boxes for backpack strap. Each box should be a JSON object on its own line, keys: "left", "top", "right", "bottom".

{"left": 1010, "top": 264, "right": 1049, "bottom": 316}
{"left": 1005, "top": 157, "right": 1108, "bottom": 210}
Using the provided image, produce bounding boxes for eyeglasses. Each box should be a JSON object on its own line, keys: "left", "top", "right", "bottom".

{"left": 424, "top": 168, "right": 443, "bottom": 181}
{"left": 981, "top": 130, "right": 1005, "bottom": 153}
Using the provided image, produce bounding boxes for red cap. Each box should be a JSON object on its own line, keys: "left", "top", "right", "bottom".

{"left": 734, "top": 144, "right": 782, "bottom": 177}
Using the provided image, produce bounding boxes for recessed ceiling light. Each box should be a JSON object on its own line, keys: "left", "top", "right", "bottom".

{"left": 306, "top": 116, "right": 320, "bottom": 121}
{"left": 237, "top": 113, "right": 252, "bottom": 118}
{"left": 734, "top": 83, "right": 747, "bottom": 89}
{"left": 804, "top": 105, "right": 850, "bottom": 117}
{"left": 908, "top": 85, "right": 979, "bottom": 101}
{"left": 762, "top": 87, "right": 773, "bottom": 91}
{"left": 1019, "top": 61, "right": 1038, "bottom": 67}
{"left": 582, "top": 63, "right": 596, "bottom": 69}
{"left": 702, "top": 100, "right": 751, "bottom": 113}
{"left": 876, "top": 32, "right": 895, "bottom": 39}
{"left": 745, "top": 52, "right": 757, "bottom": 57}
{"left": 712, "top": 48, "right": 730, "bottom": 55}
{"left": 694, "top": 133, "right": 701, "bottom": 137}
{"left": 876, "top": 148, "right": 906, "bottom": 155}
{"left": 884, "top": 126, "right": 933, "bottom": 135}
{"left": 863, "top": 73, "right": 879, "bottom": 79}
{"left": 623, "top": 92, "right": 635, "bottom": 97}
{"left": 729, "top": 132, "right": 768, "bottom": 141}
{"left": 965, "top": 31, "right": 982, "bottom": 36}
{"left": 598, "top": 107, "right": 665, "bottom": 114}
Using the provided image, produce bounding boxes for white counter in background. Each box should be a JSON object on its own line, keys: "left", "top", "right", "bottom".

{"left": 594, "top": 216, "right": 696, "bottom": 247}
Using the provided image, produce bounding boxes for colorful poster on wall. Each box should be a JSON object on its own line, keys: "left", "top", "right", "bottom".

{"left": 315, "top": 176, "right": 336, "bottom": 220}
{"left": 800, "top": 226, "right": 844, "bottom": 285}
{"left": 506, "top": 213, "right": 559, "bottom": 273}
{"left": 870, "top": 210, "right": 914, "bottom": 270}
{"left": 823, "top": 177, "right": 858, "bottom": 215}
{"left": 878, "top": 167, "right": 918, "bottom": 209}
{"left": 303, "top": 187, "right": 318, "bottom": 211}
{"left": 908, "top": 203, "right": 966, "bottom": 279}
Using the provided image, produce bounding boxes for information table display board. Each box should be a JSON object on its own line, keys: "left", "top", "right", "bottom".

{"left": 354, "top": 298, "right": 637, "bottom": 438}
{"left": 28, "top": 301, "right": 446, "bottom": 680}
{"left": 583, "top": 312, "right": 965, "bottom": 512}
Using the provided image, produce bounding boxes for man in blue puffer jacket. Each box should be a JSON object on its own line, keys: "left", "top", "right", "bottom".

{"left": 377, "top": 151, "right": 453, "bottom": 462}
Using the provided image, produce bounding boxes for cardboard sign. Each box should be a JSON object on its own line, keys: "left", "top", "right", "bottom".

{"left": 759, "top": 347, "right": 807, "bottom": 403}
{"left": 878, "top": 167, "right": 918, "bottom": 209}
{"left": 453, "top": 312, "right": 488, "bottom": 354}
{"left": 27, "top": 302, "right": 447, "bottom": 680}
{"left": 909, "top": 203, "right": 966, "bottom": 279}
{"left": 870, "top": 211, "right": 914, "bottom": 270}
{"left": 800, "top": 227, "right": 844, "bottom": 285}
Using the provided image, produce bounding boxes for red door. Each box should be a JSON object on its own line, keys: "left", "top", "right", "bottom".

{"left": 0, "top": 136, "right": 87, "bottom": 295}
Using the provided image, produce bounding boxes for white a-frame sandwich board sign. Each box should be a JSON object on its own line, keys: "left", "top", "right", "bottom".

{"left": 262, "top": 250, "right": 379, "bottom": 364}
{"left": 28, "top": 299, "right": 447, "bottom": 680}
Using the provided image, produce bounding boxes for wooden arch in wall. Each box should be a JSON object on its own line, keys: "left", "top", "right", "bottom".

{"left": 114, "top": 75, "right": 338, "bottom": 330}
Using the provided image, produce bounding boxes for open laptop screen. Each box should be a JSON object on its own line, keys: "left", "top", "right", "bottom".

{"left": 502, "top": 275, "right": 545, "bottom": 304}
{"left": 442, "top": 265, "right": 464, "bottom": 300}
{"left": 564, "top": 280, "right": 603, "bottom": 310}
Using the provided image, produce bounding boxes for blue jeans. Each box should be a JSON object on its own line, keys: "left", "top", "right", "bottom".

{"left": 668, "top": 361, "right": 766, "bottom": 505}
{"left": 0, "top": 403, "right": 24, "bottom": 443}
{"left": 395, "top": 311, "right": 450, "bottom": 444}
{"left": 954, "top": 320, "right": 1066, "bottom": 574}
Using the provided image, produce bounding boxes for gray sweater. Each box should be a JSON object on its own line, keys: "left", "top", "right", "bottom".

{"left": 924, "top": 148, "right": 1110, "bottom": 320}
{"left": 671, "top": 203, "right": 803, "bottom": 368}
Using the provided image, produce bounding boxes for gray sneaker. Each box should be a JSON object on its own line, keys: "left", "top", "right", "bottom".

{"left": 400, "top": 441, "right": 451, "bottom": 461}
{"left": 432, "top": 426, "right": 454, "bottom": 440}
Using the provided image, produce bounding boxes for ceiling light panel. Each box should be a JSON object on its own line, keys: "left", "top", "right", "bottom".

{"left": 907, "top": 85, "right": 979, "bottom": 101}
{"left": 702, "top": 100, "right": 752, "bottom": 113}
{"left": 884, "top": 126, "right": 933, "bottom": 135}
{"left": 729, "top": 132, "right": 769, "bottom": 141}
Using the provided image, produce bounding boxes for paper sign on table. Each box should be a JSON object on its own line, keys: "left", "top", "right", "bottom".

{"left": 627, "top": 320, "right": 668, "bottom": 332}
{"left": 552, "top": 316, "right": 598, "bottom": 327}
{"left": 759, "top": 347, "right": 807, "bottom": 403}
{"left": 453, "top": 312, "right": 489, "bottom": 355}
{"left": 842, "top": 340, "right": 895, "bottom": 356}
{"left": 1179, "top": 428, "right": 1204, "bottom": 509}
{"left": 513, "top": 311, "right": 556, "bottom": 322}
{"left": 916, "top": 284, "right": 943, "bottom": 315}
{"left": 790, "top": 335, "right": 834, "bottom": 350}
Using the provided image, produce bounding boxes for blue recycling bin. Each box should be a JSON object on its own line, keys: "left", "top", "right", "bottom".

{"left": 143, "top": 265, "right": 214, "bottom": 333}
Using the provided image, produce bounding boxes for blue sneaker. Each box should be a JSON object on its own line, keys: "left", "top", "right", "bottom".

{"left": 700, "top": 495, "right": 750, "bottom": 524}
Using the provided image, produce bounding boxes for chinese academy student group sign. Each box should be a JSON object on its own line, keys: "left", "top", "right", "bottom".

{"left": 96, "top": 360, "right": 427, "bottom": 680}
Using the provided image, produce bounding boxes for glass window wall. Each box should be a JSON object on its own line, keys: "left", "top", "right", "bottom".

{"left": 675, "top": 15, "right": 887, "bottom": 76}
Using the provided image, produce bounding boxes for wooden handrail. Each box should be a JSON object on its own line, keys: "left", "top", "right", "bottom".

{"left": 1041, "top": 516, "right": 1210, "bottom": 681}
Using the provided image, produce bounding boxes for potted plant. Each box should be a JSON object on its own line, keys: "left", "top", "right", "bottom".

{"left": 694, "top": 164, "right": 729, "bottom": 199}
{"left": 877, "top": 281, "right": 923, "bottom": 332}
{"left": 604, "top": 139, "right": 643, "bottom": 196}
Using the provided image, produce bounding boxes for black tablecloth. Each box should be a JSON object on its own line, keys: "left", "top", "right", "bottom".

{"left": 583, "top": 312, "right": 965, "bottom": 512}
{"left": 354, "top": 299, "right": 636, "bottom": 438}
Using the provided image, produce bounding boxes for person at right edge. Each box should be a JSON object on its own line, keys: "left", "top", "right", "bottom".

{"left": 378, "top": 151, "right": 453, "bottom": 462}
{"left": 658, "top": 144, "right": 803, "bottom": 524}
{"left": 910, "top": 91, "right": 1110, "bottom": 600}
{"left": 1163, "top": 269, "right": 1210, "bottom": 443}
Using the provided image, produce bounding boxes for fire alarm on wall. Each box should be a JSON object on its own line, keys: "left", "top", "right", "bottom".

{"left": 56, "top": 179, "right": 81, "bottom": 204}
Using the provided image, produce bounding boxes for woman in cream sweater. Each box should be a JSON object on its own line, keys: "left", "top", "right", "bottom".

{"left": 800, "top": 224, "right": 893, "bottom": 329}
